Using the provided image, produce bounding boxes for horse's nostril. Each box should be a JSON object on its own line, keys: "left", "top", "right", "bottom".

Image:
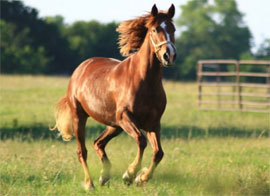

{"left": 163, "top": 52, "right": 169, "bottom": 62}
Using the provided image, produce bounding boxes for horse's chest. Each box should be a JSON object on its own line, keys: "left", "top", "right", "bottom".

{"left": 131, "top": 92, "right": 166, "bottom": 128}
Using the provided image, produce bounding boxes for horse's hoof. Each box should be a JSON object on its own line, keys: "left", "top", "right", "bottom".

{"left": 83, "top": 181, "right": 95, "bottom": 190}
{"left": 135, "top": 175, "right": 146, "bottom": 186}
{"left": 122, "top": 171, "right": 133, "bottom": 186}
{"left": 135, "top": 167, "right": 148, "bottom": 186}
{"left": 99, "top": 175, "right": 110, "bottom": 186}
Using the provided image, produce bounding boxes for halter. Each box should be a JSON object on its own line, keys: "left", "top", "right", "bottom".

{"left": 149, "top": 32, "right": 176, "bottom": 61}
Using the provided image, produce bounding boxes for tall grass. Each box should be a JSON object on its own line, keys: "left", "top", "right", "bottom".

{"left": 1, "top": 137, "right": 269, "bottom": 195}
{"left": 0, "top": 75, "right": 269, "bottom": 195}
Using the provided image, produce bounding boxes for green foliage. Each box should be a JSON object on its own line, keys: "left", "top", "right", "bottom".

{"left": 0, "top": 0, "right": 121, "bottom": 74}
{"left": 255, "top": 39, "right": 270, "bottom": 60}
{"left": 1, "top": 0, "right": 73, "bottom": 74}
{"left": 64, "top": 20, "right": 122, "bottom": 67}
{"left": 0, "top": 20, "right": 51, "bottom": 73}
{"left": 173, "top": 0, "right": 252, "bottom": 80}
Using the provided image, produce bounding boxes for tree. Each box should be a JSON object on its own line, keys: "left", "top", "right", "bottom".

{"left": 0, "top": 19, "right": 51, "bottom": 73}
{"left": 1, "top": 0, "right": 75, "bottom": 74}
{"left": 63, "top": 20, "right": 122, "bottom": 70}
{"left": 173, "top": 0, "right": 252, "bottom": 80}
{"left": 255, "top": 39, "right": 270, "bottom": 60}
{"left": 1, "top": 0, "right": 122, "bottom": 74}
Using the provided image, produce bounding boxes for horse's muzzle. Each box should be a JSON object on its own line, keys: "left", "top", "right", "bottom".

{"left": 162, "top": 48, "right": 176, "bottom": 67}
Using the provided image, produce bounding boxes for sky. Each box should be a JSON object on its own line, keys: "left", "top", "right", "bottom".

{"left": 22, "top": 0, "right": 270, "bottom": 52}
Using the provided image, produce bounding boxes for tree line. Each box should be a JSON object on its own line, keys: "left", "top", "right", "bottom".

{"left": 1, "top": 0, "right": 269, "bottom": 80}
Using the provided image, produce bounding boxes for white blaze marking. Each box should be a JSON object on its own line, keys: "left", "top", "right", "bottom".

{"left": 160, "top": 21, "right": 175, "bottom": 55}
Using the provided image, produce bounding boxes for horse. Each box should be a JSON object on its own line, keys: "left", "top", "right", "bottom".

{"left": 51, "top": 4, "right": 176, "bottom": 189}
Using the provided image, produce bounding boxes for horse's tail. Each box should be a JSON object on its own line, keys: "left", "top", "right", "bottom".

{"left": 50, "top": 96, "right": 73, "bottom": 141}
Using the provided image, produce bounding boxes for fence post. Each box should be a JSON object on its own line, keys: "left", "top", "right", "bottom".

{"left": 197, "top": 61, "right": 203, "bottom": 109}
{"left": 216, "top": 64, "right": 221, "bottom": 109}
{"left": 236, "top": 61, "right": 242, "bottom": 111}
{"left": 267, "top": 64, "right": 270, "bottom": 111}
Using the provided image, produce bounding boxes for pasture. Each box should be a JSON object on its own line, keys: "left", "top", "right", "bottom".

{"left": 0, "top": 75, "right": 269, "bottom": 195}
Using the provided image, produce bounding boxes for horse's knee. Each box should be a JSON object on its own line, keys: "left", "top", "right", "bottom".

{"left": 93, "top": 139, "right": 104, "bottom": 152}
{"left": 77, "top": 148, "right": 87, "bottom": 162}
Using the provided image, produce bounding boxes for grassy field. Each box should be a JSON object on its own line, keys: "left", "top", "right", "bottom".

{"left": 0, "top": 75, "right": 269, "bottom": 195}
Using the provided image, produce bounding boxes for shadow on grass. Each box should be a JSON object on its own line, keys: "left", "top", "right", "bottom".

{"left": 0, "top": 123, "right": 268, "bottom": 141}
{"left": 0, "top": 124, "right": 106, "bottom": 141}
{"left": 160, "top": 125, "right": 269, "bottom": 139}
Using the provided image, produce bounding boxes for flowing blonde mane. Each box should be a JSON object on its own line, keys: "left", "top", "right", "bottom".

{"left": 116, "top": 12, "right": 171, "bottom": 56}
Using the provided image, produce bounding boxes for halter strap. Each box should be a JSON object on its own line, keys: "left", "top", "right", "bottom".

{"left": 150, "top": 32, "right": 176, "bottom": 54}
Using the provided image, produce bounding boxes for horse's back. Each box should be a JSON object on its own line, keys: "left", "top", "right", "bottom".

{"left": 72, "top": 57, "right": 120, "bottom": 80}
{"left": 70, "top": 57, "right": 120, "bottom": 87}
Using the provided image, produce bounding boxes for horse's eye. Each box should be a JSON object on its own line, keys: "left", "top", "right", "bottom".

{"left": 152, "top": 28, "right": 157, "bottom": 33}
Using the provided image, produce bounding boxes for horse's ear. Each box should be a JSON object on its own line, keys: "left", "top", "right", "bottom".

{"left": 168, "top": 4, "right": 175, "bottom": 18}
{"left": 151, "top": 4, "right": 158, "bottom": 17}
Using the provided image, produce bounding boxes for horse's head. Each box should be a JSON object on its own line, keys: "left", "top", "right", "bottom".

{"left": 147, "top": 4, "right": 176, "bottom": 67}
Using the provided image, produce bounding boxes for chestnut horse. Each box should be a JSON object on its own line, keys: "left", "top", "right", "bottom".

{"left": 51, "top": 4, "right": 176, "bottom": 189}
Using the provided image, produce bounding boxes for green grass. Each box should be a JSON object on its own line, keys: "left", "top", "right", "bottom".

{"left": 1, "top": 138, "right": 269, "bottom": 195}
{"left": 0, "top": 75, "right": 269, "bottom": 195}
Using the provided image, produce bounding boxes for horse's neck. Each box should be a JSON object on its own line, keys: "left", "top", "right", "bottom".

{"left": 133, "top": 35, "right": 163, "bottom": 82}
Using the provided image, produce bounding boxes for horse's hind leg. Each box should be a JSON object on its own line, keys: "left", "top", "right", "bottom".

{"left": 72, "top": 110, "right": 94, "bottom": 189}
{"left": 93, "top": 126, "right": 123, "bottom": 185}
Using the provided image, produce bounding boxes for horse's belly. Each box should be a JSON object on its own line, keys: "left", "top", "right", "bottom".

{"left": 80, "top": 93, "right": 117, "bottom": 126}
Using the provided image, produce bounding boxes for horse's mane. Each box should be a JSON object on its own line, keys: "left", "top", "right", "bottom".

{"left": 116, "top": 12, "right": 171, "bottom": 56}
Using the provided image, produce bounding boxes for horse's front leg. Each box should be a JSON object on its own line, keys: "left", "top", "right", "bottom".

{"left": 135, "top": 124, "right": 164, "bottom": 185}
{"left": 118, "top": 111, "right": 147, "bottom": 185}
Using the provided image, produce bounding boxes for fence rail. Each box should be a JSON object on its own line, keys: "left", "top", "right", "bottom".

{"left": 197, "top": 60, "right": 270, "bottom": 113}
